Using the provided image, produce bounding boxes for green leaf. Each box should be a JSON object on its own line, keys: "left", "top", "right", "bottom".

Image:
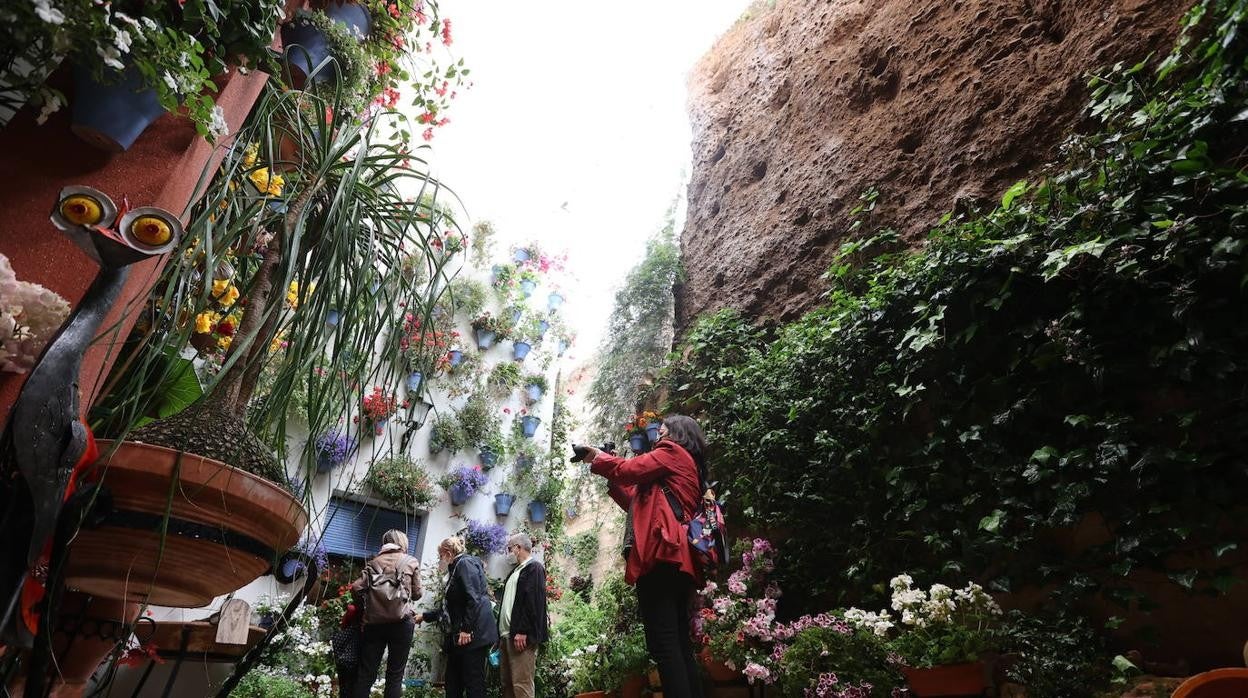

{"left": 978, "top": 509, "right": 1005, "bottom": 532}
{"left": 1213, "top": 542, "right": 1238, "bottom": 557}
{"left": 1168, "top": 569, "right": 1198, "bottom": 590}
{"left": 1111, "top": 655, "right": 1139, "bottom": 675}
{"left": 1001, "top": 180, "right": 1028, "bottom": 210}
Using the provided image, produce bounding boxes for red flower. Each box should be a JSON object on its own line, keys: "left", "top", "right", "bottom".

{"left": 418, "top": 111, "right": 435, "bottom": 124}
{"left": 217, "top": 320, "right": 235, "bottom": 337}
{"left": 387, "top": 2, "right": 399, "bottom": 17}
{"left": 441, "top": 18, "right": 452, "bottom": 45}
{"left": 422, "top": 128, "right": 434, "bottom": 141}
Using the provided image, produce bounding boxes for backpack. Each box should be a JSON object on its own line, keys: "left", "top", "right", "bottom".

{"left": 662, "top": 481, "right": 728, "bottom": 575}
{"left": 364, "top": 553, "right": 416, "bottom": 623}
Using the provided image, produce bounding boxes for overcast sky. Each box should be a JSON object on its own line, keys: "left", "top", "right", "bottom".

{"left": 421, "top": 1, "right": 752, "bottom": 360}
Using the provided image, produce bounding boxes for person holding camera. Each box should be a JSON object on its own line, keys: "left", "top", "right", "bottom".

{"left": 579, "top": 414, "right": 707, "bottom": 698}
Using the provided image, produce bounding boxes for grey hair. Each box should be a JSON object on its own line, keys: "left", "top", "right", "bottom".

{"left": 382, "top": 529, "right": 408, "bottom": 551}
{"left": 508, "top": 533, "right": 533, "bottom": 552}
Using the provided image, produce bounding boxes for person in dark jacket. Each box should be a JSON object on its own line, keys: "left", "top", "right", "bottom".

{"left": 351, "top": 530, "right": 421, "bottom": 698}
{"left": 418, "top": 536, "right": 498, "bottom": 698}
{"left": 498, "top": 533, "right": 549, "bottom": 698}
{"left": 583, "top": 414, "right": 707, "bottom": 698}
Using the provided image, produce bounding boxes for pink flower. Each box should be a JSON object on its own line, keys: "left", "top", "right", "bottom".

{"left": 742, "top": 662, "right": 771, "bottom": 684}
{"left": 441, "top": 17, "right": 452, "bottom": 45}
{"left": 422, "top": 128, "right": 434, "bottom": 141}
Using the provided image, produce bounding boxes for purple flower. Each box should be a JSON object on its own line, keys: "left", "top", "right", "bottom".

{"left": 448, "top": 465, "right": 489, "bottom": 496}
{"left": 463, "top": 518, "right": 508, "bottom": 555}
{"left": 314, "top": 430, "right": 357, "bottom": 467}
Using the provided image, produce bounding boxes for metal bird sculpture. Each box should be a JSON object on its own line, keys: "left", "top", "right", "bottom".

{"left": 0, "top": 186, "right": 181, "bottom": 652}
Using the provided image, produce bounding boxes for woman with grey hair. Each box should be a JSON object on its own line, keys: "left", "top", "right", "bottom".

{"left": 351, "top": 529, "right": 421, "bottom": 698}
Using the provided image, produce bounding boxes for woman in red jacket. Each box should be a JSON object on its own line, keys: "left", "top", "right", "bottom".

{"left": 583, "top": 414, "right": 707, "bottom": 698}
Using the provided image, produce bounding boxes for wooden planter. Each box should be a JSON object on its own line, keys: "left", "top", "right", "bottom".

{"left": 1172, "top": 668, "right": 1248, "bottom": 698}
{"left": 902, "top": 661, "right": 988, "bottom": 697}
{"left": 64, "top": 440, "right": 307, "bottom": 607}
{"left": 150, "top": 620, "right": 267, "bottom": 661}
{"left": 573, "top": 693, "right": 608, "bottom": 698}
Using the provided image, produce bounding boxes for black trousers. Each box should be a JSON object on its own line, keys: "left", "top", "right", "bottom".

{"left": 352, "top": 618, "right": 415, "bottom": 698}
{"left": 636, "top": 564, "right": 704, "bottom": 698}
{"left": 336, "top": 663, "right": 357, "bottom": 698}
{"left": 445, "top": 644, "right": 489, "bottom": 698}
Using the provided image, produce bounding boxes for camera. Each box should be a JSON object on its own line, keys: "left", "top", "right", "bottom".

{"left": 570, "top": 441, "right": 616, "bottom": 463}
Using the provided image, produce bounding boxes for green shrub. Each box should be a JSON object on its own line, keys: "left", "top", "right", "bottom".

{"left": 230, "top": 669, "right": 315, "bottom": 698}
{"left": 363, "top": 455, "right": 436, "bottom": 511}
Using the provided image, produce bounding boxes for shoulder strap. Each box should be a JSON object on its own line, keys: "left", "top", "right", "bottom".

{"left": 661, "top": 484, "right": 687, "bottom": 523}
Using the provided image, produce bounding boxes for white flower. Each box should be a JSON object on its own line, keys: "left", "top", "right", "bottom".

{"left": 207, "top": 105, "right": 229, "bottom": 141}
{"left": 889, "top": 573, "right": 914, "bottom": 591}
{"left": 32, "top": 0, "right": 65, "bottom": 24}
{"left": 113, "top": 11, "right": 138, "bottom": 27}
{"left": 97, "top": 44, "right": 124, "bottom": 71}
{"left": 1, "top": 254, "right": 70, "bottom": 373}
{"left": 34, "top": 88, "right": 64, "bottom": 125}
{"left": 178, "top": 51, "right": 189, "bottom": 68}
{"left": 140, "top": 16, "right": 157, "bottom": 30}
{"left": 162, "top": 72, "right": 178, "bottom": 92}
{"left": 112, "top": 27, "right": 132, "bottom": 53}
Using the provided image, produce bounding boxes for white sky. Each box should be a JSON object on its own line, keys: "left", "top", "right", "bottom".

{"left": 421, "top": 0, "right": 752, "bottom": 360}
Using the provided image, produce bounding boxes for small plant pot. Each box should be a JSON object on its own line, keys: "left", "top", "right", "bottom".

{"left": 513, "top": 341, "right": 532, "bottom": 361}
{"left": 315, "top": 450, "right": 337, "bottom": 473}
{"left": 521, "top": 415, "right": 541, "bottom": 438}
{"left": 528, "top": 501, "right": 547, "bottom": 523}
{"left": 372, "top": 417, "right": 387, "bottom": 436}
{"left": 629, "top": 434, "right": 647, "bottom": 453}
{"left": 474, "top": 328, "right": 496, "bottom": 350}
{"left": 428, "top": 428, "right": 444, "bottom": 454}
{"left": 519, "top": 279, "right": 537, "bottom": 298}
{"left": 494, "top": 493, "right": 515, "bottom": 516}
{"left": 447, "top": 349, "right": 464, "bottom": 368}
{"left": 902, "top": 661, "right": 988, "bottom": 697}
{"left": 548, "top": 292, "right": 564, "bottom": 312}
{"left": 515, "top": 455, "right": 533, "bottom": 470}
{"left": 449, "top": 483, "right": 471, "bottom": 506}
{"left": 558, "top": 339, "right": 569, "bottom": 356}
{"left": 513, "top": 249, "right": 530, "bottom": 263}
{"left": 491, "top": 265, "right": 503, "bottom": 285}
{"left": 479, "top": 448, "right": 498, "bottom": 469}
{"left": 406, "top": 370, "right": 423, "bottom": 393}
{"left": 326, "top": 308, "right": 340, "bottom": 326}
{"left": 511, "top": 309, "right": 523, "bottom": 325}
{"left": 70, "top": 64, "right": 167, "bottom": 152}
{"left": 525, "top": 384, "right": 543, "bottom": 402}
{"left": 645, "top": 422, "right": 661, "bottom": 443}
{"left": 537, "top": 319, "right": 550, "bottom": 339}
{"left": 698, "top": 648, "right": 740, "bottom": 681}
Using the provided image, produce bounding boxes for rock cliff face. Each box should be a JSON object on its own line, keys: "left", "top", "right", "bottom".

{"left": 679, "top": 0, "right": 1191, "bottom": 327}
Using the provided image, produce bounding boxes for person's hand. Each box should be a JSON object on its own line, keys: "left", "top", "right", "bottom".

{"left": 411, "top": 615, "right": 422, "bottom": 625}
{"left": 583, "top": 446, "right": 601, "bottom": 463}
{"left": 457, "top": 631, "right": 472, "bottom": 646}
{"left": 512, "top": 634, "right": 527, "bottom": 652}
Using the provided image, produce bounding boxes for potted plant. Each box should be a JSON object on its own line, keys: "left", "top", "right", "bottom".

{"left": 441, "top": 465, "right": 488, "bottom": 506}
{"left": 457, "top": 394, "right": 499, "bottom": 449}
{"left": 359, "top": 386, "right": 399, "bottom": 435}
{"left": 884, "top": 575, "right": 1001, "bottom": 696}
{"left": 494, "top": 492, "right": 517, "bottom": 516}
{"left": 548, "top": 288, "right": 565, "bottom": 312}
{"left": 312, "top": 429, "right": 356, "bottom": 472}
{"left": 471, "top": 312, "right": 508, "bottom": 350}
{"left": 363, "top": 455, "right": 437, "bottom": 512}
{"left": 623, "top": 416, "right": 648, "bottom": 453}
{"left": 479, "top": 430, "right": 508, "bottom": 470}
{"left": 281, "top": 7, "right": 370, "bottom": 108}
{"left": 398, "top": 312, "right": 451, "bottom": 392}
{"left": 528, "top": 478, "right": 561, "bottom": 523}
{"left": 434, "top": 230, "right": 467, "bottom": 258}
{"left": 511, "top": 317, "right": 543, "bottom": 362}
{"left": 520, "top": 411, "right": 542, "bottom": 439}
{"left": 523, "top": 373, "right": 548, "bottom": 403}
{"left": 487, "top": 361, "right": 523, "bottom": 398}
{"left": 517, "top": 268, "right": 540, "bottom": 298}
{"left": 428, "top": 413, "right": 467, "bottom": 455}
{"left": 510, "top": 436, "right": 540, "bottom": 470}
{"left": 641, "top": 411, "right": 662, "bottom": 443}
{"left": 491, "top": 262, "right": 518, "bottom": 295}
{"left": 463, "top": 518, "right": 508, "bottom": 557}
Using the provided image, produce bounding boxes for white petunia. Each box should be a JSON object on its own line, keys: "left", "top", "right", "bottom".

{"left": 162, "top": 72, "right": 178, "bottom": 92}
{"left": 113, "top": 11, "right": 138, "bottom": 27}
{"left": 97, "top": 45, "right": 124, "bottom": 71}
{"left": 32, "top": 0, "right": 65, "bottom": 24}
{"left": 112, "top": 27, "right": 132, "bottom": 53}
{"left": 207, "top": 105, "right": 229, "bottom": 140}
{"left": 34, "top": 88, "right": 64, "bottom": 125}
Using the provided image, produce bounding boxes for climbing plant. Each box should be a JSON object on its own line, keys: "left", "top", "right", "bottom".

{"left": 667, "top": 0, "right": 1248, "bottom": 617}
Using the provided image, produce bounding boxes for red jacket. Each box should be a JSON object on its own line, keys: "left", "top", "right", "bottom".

{"left": 591, "top": 440, "right": 702, "bottom": 586}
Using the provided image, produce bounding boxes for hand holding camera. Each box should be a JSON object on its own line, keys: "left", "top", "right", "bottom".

{"left": 570, "top": 441, "right": 616, "bottom": 463}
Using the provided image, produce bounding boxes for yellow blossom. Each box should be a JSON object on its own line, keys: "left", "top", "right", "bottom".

{"left": 221, "top": 285, "right": 239, "bottom": 307}
{"left": 285, "top": 280, "right": 300, "bottom": 309}
{"left": 243, "top": 142, "right": 259, "bottom": 168}
{"left": 217, "top": 335, "right": 233, "bottom": 350}
{"left": 269, "top": 331, "right": 288, "bottom": 354}
{"left": 248, "top": 167, "right": 285, "bottom": 197}
{"left": 194, "top": 311, "right": 214, "bottom": 334}
{"left": 212, "top": 279, "right": 229, "bottom": 297}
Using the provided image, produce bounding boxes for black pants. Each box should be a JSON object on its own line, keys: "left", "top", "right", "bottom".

{"left": 352, "top": 618, "right": 415, "bottom": 698}
{"left": 445, "top": 644, "right": 489, "bottom": 698}
{"left": 636, "top": 564, "right": 704, "bottom": 698}
{"left": 336, "top": 663, "right": 357, "bottom": 698}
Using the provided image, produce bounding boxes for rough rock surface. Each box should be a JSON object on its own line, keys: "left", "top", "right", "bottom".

{"left": 679, "top": 0, "right": 1192, "bottom": 327}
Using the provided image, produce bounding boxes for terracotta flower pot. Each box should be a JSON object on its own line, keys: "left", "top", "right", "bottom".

{"left": 698, "top": 648, "right": 740, "bottom": 681}
{"left": 902, "top": 661, "right": 988, "bottom": 697}
{"left": 573, "top": 693, "right": 607, "bottom": 698}
{"left": 1172, "top": 668, "right": 1248, "bottom": 698}
{"left": 618, "top": 674, "right": 646, "bottom": 698}
{"left": 64, "top": 440, "right": 307, "bottom": 607}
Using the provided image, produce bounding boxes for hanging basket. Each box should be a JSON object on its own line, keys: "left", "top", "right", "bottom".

{"left": 449, "top": 483, "right": 471, "bottom": 506}
{"left": 525, "top": 384, "right": 543, "bottom": 402}
{"left": 479, "top": 447, "right": 499, "bottom": 469}
{"left": 528, "top": 501, "right": 547, "bottom": 523}
{"left": 519, "top": 279, "right": 537, "bottom": 298}
{"left": 447, "top": 349, "right": 464, "bottom": 368}
{"left": 628, "top": 434, "right": 647, "bottom": 453}
{"left": 521, "top": 415, "right": 541, "bottom": 438}
{"left": 64, "top": 441, "right": 307, "bottom": 608}
{"left": 70, "top": 64, "right": 167, "bottom": 152}
{"left": 475, "top": 328, "right": 497, "bottom": 350}
{"left": 547, "top": 292, "right": 564, "bottom": 312}
{"left": 901, "top": 661, "right": 988, "bottom": 697}
{"left": 495, "top": 494, "right": 516, "bottom": 516}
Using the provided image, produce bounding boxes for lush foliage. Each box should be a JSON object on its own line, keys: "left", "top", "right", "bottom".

{"left": 996, "top": 609, "right": 1110, "bottom": 697}
{"left": 230, "top": 669, "right": 316, "bottom": 698}
{"left": 667, "top": 0, "right": 1248, "bottom": 617}
{"left": 776, "top": 624, "right": 903, "bottom": 698}
{"left": 364, "top": 454, "right": 437, "bottom": 511}
{"left": 545, "top": 573, "right": 650, "bottom": 693}
{"left": 871, "top": 574, "right": 1001, "bottom": 668}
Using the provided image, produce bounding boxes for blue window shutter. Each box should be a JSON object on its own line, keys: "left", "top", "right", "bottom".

{"left": 323, "top": 497, "right": 423, "bottom": 559}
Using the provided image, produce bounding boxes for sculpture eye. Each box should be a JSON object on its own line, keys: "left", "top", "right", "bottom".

{"left": 118, "top": 207, "right": 182, "bottom": 254}
{"left": 51, "top": 186, "right": 117, "bottom": 231}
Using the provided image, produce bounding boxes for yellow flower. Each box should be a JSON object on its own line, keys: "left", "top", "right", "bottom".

{"left": 285, "top": 280, "right": 300, "bottom": 309}
{"left": 222, "top": 285, "right": 240, "bottom": 307}
{"left": 248, "top": 167, "right": 285, "bottom": 197}
{"left": 212, "top": 279, "right": 229, "bottom": 298}
{"left": 243, "top": 142, "right": 259, "bottom": 168}
{"left": 194, "top": 311, "right": 214, "bottom": 334}
{"left": 269, "top": 331, "right": 287, "bottom": 354}
{"left": 217, "top": 335, "right": 233, "bottom": 350}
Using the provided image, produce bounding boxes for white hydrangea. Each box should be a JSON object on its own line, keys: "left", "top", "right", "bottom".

{"left": 207, "top": 105, "right": 229, "bottom": 141}
{"left": 1, "top": 254, "right": 70, "bottom": 373}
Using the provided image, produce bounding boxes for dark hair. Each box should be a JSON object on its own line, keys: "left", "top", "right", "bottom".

{"left": 662, "top": 414, "right": 708, "bottom": 480}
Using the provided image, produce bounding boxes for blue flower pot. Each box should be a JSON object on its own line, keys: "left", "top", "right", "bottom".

{"left": 519, "top": 279, "right": 537, "bottom": 298}
{"left": 513, "top": 249, "right": 530, "bottom": 263}
{"left": 70, "top": 64, "right": 167, "bottom": 152}
{"left": 406, "top": 371, "right": 423, "bottom": 393}
{"left": 528, "top": 501, "right": 547, "bottom": 523}
{"left": 521, "top": 415, "right": 541, "bottom": 438}
{"left": 538, "top": 319, "right": 550, "bottom": 338}
{"left": 526, "top": 384, "right": 543, "bottom": 402}
{"left": 494, "top": 493, "right": 515, "bottom": 516}
{"left": 448, "top": 349, "right": 464, "bottom": 367}
{"left": 511, "top": 309, "right": 523, "bottom": 325}
{"left": 515, "top": 455, "right": 533, "bottom": 470}
{"left": 316, "top": 450, "right": 336, "bottom": 473}
{"left": 475, "top": 328, "right": 496, "bottom": 350}
{"left": 479, "top": 447, "right": 498, "bottom": 469}
{"left": 326, "top": 308, "right": 340, "bottom": 326}
{"left": 629, "top": 434, "right": 647, "bottom": 453}
{"left": 558, "top": 339, "right": 569, "bottom": 356}
{"left": 646, "top": 422, "right": 661, "bottom": 443}
{"left": 513, "top": 341, "right": 532, "bottom": 361}
{"left": 372, "top": 417, "right": 387, "bottom": 436}
{"left": 491, "top": 265, "right": 503, "bottom": 284}
{"left": 279, "top": 557, "right": 306, "bottom": 581}
{"left": 258, "top": 613, "right": 278, "bottom": 630}
{"left": 449, "top": 483, "right": 470, "bottom": 506}
{"left": 548, "top": 293, "right": 564, "bottom": 312}
{"left": 280, "top": 17, "right": 332, "bottom": 84}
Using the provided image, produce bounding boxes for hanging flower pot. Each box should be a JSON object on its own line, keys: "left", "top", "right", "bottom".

{"left": 281, "top": 3, "right": 372, "bottom": 85}
{"left": 70, "top": 64, "right": 167, "bottom": 152}
{"left": 902, "top": 662, "right": 988, "bottom": 697}
{"left": 372, "top": 417, "right": 387, "bottom": 436}
{"left": 475, "top": 328, "right": 497, "bottom": 350}
{"left": 515, "top": 454, "right": 533, "bottom": 470}
{"left": 511, "top": 309, "right": 523, "bottom": 325}
{"left": 558, "top": 339, "right": 570, "bottom": 357}
{"left": 479, "top": 447, "right": 498, "bottom": 469}
{"left": 494, "top": 493, "right": 516, "bottom": 516}
{"left": 548, "top": 292, "right": 564, "bottom": 312}
{"left": 528, "top": 501, "right": 547, "bottom": 523}
{"left": 513, "top": 340, "right": 532, "bottom": 361}
{"left": 326, "top": 308, "right": 340, "bottom": 326}
{"left": 521, "top": 415, "right": 541, "bottom": 438}
{"left": 538, "top": 319, "right": 550, "bottom": 339}
{"left": 629, "top": 434, "right": 647, "bottom": 453}
{"left": 519, "top": 279, "right": 537, "bottom": 298}
{"left": 316, "top": 450, "right": 336, "bottom": 473}
{"left": 447, "top": 349, "right": 464, "bottom": 368}
{"left": 449, "top": 483, "right": 471, "bottom": 506}
{"left": 64, "top": 441, "right": 307, "bottom": 607}
{"left": 513, "top": 249, "right": 531, "bottom": 263}
{"left": 491, "top": 265, "right": 504, "bottom": 285}
{"left": 406, "top": 370, "right": 423, "bottom": 393}
{"left": 645, "top": 421, "right": 661, "bottom": 443}
{"left": 526, "top": 384, "right": 543, "bottom": 402}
